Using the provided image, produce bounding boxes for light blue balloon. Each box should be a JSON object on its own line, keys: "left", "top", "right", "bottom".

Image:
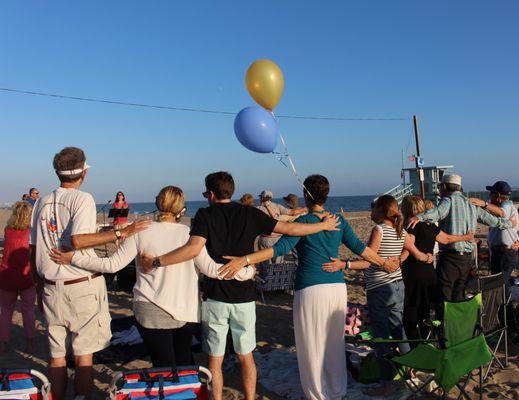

{"left": 234, "top": 106, "right": 279, "bottom": 153}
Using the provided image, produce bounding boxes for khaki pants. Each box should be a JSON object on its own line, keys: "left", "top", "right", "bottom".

{"left": 42, "top": 275, "right": 111, "bottom": 358}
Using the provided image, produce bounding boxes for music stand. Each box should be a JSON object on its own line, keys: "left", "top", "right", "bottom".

{"left": 108, "top": 208, "right": 129, "bottom": 220}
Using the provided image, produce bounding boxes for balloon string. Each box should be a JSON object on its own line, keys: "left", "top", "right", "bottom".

{"left": 271, "top": 114, "right": 315, "bottom": 201}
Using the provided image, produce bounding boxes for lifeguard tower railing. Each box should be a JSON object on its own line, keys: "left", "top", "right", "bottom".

{"left": 373, "top": 183, "right": 414, "bottom": 206}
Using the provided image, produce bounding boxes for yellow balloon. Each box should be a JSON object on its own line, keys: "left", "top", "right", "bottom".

{"left": 246, "top": 59, "right": 284, "bottom": 111}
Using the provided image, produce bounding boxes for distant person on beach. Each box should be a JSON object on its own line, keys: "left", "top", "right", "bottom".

{"left": 27, "top": 188, "right": 39, "bottom": 206}
{"left": 138, "top": 171, "right": 341, "bottom": 400}
{"left": 257, "top": 190, "right": 307, "bottom": 263}
{"left": 29, "top": 146, "right": 149, "bottom": 400}
{"left": 408, "top": 174, "right": 511, "bottom": 302}
{"left": 469, "top": 181, "right": 518, "bottom": 296}
{"left": 111, "top": 191, "right": 129, "bottom": 228}
{"left": 283, "top": 193, "right": 305, "bottom": 212}
{"left": 400, "top": 196, "right": 474, "bottom": 344}
{"left": 0, "top": 201, "right": 35, "bottom": 356}
{"left": 50, "top": 185, "right": 255, "bottom": 369}
{"left": 218, "top": 176, "right": 401, "bottom": 400}
{"left": 22, "top": 193, "right": 29, "bottom": 201}
{"left": 239, "top": 193, "right": 254, "bottom": 207}
{"left": 349, "top": 195, "right": 432, "bottom": 397}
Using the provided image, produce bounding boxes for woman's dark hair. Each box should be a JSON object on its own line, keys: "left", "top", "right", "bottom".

{"left": 53, "top": 147, "right": 86, "bottom": 183}
{"left": 372, "top": 195, "right": 403, "bottom": 237}
{"left": 205, "top": 171, "right": 235, "bottom": 200}
{"left": 115, "top": 191, "right": 126, "bottom": 202}
{"left": 303, "top": 174, "right": 329, "bottom": 205}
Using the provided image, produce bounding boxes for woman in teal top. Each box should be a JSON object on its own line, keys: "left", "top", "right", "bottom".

{"left": 273, "top": 212, "right": 366, "bottom": 291}
{"left": 220, "top": 175, "right": 398, "bottom": 400}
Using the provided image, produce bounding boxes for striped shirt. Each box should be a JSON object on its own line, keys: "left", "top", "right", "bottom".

{"left": 417, "top": 192, "right": 512, "bottom": 253}
{"left": 365, "top": 224, "right": 405, "bottom": 292}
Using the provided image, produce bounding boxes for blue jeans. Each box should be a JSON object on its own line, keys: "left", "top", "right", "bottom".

{"left": 367, "top": 280, "right": 410, "bottom": 380}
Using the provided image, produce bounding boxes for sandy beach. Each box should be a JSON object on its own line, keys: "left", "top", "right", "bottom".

{"left": 0, "top": 208, "right": 517, "bottom": 399}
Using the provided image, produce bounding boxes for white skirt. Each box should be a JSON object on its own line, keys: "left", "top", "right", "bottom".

{"left": 293, "top": 283, "right": 348, "bottom": 400}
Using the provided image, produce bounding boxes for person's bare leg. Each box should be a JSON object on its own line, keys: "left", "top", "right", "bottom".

{"left": 237, "top": 352, "right": 257, "bottom": 400}
{"left": 208, "top": 355, "right": 224, "bottom": 400}
{"left": 74, "top": 354, "right": 93, "bottom": 400}
{"left": 49, "top": 357, "right": 68, "bottom": 400}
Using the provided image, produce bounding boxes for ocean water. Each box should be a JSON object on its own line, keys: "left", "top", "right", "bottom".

{"left": 97, "top": 195, "right": 374, "bottom": 218}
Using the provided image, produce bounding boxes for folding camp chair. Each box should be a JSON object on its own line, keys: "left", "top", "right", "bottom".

{"left": 390, "top": 293, "right": 492, "bottom": 400}
{"left": 255, "top": 252, "right": 297, "bottom": 303}
{"left": 476, "top": 273, "right": 508, "bottom": 380}
{"left": 109, "top": 366, "right": 212, "bottom": 400}
{"left": 0, "top": 369, "right": 52, "bottom": 399}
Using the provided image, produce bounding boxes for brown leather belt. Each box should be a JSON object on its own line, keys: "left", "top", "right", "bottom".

{"left": 44, "top": 272, "right": 102, "bottom": 286}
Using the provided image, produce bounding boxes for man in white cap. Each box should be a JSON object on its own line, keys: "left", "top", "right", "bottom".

{"left": 408, "top": 173, "right": 511, "bottom": 302}
{"left": 29, "top": 147, "right": 149, "bottom": 400}
{"left": 257, "top": 189, "right": 307, "bottom": 260}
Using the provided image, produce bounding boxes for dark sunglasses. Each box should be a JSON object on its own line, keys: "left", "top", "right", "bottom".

{"left": 202, "top": 191, "right": 211, "bottom": 199}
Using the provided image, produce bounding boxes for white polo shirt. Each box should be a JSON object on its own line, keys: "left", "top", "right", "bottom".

{"left": 30, "top": 187, "right": 98, "bottom": 280}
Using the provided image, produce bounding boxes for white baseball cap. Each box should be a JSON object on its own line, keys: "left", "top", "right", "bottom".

{"left": 259, "top": 190, "right": 273, "bottom": 198}
{"left": 441, "top": 173, "right": 462, "bottom": 186}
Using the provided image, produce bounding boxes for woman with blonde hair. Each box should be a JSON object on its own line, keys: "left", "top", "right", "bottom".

{"left": 50, "top": 186, "right": 255, "bottom": 368}
{"left": 400, "top": 195, "right": 473, "bottom": 344}
{"left": 0, "top": 202, "right": 36, "bottom": 355}
{"left": 239, "top": 193, "right": 254, "bottom": 207}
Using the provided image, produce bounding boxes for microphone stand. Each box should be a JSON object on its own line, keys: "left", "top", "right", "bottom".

{"left": 98, "top": 200, "right": 112, "bottom": 256}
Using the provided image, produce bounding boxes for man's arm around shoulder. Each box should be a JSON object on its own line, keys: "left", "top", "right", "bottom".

{"left": 273, "top": 214, "right": 340, "bottom": 236}
{"left": 140, "top": 235, "right": 207, "bottom": 273}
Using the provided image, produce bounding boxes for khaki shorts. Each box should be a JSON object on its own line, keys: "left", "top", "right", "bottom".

{"left": 42, "top": 275, "right": 111, "bottom": 358}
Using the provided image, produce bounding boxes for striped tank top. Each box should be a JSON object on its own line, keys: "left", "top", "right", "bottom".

{"left": 365, "top": 223, "right": 406, "bottom": 292}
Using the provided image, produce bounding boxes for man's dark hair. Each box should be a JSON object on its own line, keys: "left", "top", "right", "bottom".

{"left": 53, "top": 147, "right": 86, "bottom": 183}
{"left": 303, "top": 174, "right": 330, "bottom": 205}
{"left": 205, "top": 171, "right": 235, "bottom": 200}
{"left": 443, "top": 183, "right": 462, "bottom": 194}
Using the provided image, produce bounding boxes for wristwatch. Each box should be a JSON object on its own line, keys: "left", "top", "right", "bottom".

{"left": 245, "top": 255, "right": 252, "bottom": 266}
{"left": 114, "top": 229, "right": 122, "bottom": 239}
{"left": 483, "top": 203, "right": 488, "bottom": 210}
{"left": 152, "top": 257, "right": 162, "bottom": 268}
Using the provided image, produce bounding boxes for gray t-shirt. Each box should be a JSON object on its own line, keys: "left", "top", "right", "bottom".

{"left": 133, "top": 301, "right": 186, "bottom": 329}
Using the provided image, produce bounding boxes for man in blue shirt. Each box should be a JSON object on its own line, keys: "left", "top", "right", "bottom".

{"left": 470, "top": 181, "right": 518, "bottom": 297}
{"left": 408, "top": 174, "right": 511, "bottom": 301}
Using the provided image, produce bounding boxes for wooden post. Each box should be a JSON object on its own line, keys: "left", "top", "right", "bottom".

{"left": 413, "top": 115, "right": 425, "bottom": 199}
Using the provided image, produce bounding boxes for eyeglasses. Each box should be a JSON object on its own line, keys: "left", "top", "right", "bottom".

{"left": 202, "top": 191, "right": 210, "bottom": 199}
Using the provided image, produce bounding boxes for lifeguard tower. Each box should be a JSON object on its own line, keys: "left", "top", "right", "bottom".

{"left": 403, "top": 165, "right": 453, "bottom": 202}
{"left": 374, "top": 165, "right": 454, "bottom": 205}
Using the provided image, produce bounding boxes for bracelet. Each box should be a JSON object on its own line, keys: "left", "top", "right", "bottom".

{"left": 346, "top": 260, "right": 351, "bottom": 270}
{"left": 245, "top": 255, "right": 251, "bottom": 266}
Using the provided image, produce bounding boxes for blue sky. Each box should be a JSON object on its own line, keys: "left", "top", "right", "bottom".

{"left": 1, "top": 1, "right": 517, "bottom": 203}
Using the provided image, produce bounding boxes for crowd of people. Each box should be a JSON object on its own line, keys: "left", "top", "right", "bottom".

{"left": 0, "top": 145, "right": 517, "bottom": 400}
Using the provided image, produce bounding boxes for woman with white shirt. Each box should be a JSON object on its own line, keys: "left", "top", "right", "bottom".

{"left": 50, "top": 186, "right": 254, "bottom": 368}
